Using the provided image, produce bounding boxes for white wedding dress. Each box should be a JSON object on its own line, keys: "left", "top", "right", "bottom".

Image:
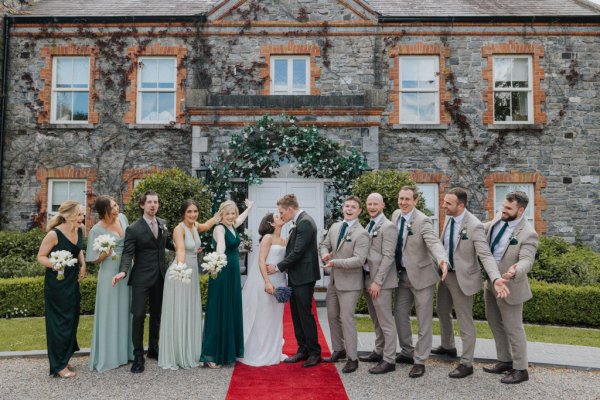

{"left": 239, "top": 244, "right": 287, "bottom": 366}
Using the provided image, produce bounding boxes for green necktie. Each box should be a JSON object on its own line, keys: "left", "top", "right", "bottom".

{"left": 490, "top": 222, "right": 509, "bottom": 253}
{"left": 448, "top": 218, "right": 455, "bottom": 270}
{"left": 395, "top": 217, "right": 406, "bottom": 271}
{"left": 367, "top": 220, "right": 375, "bottom": 233}
{"left": 336, "top": 221, "right": 348, "bottom": 248}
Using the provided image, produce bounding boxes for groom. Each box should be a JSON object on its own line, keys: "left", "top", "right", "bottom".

{"left": 267, "top": 194, "right": 322, "bottom": 367}
{"left": 112, "top": 190, "right": 173, "bottom": 373}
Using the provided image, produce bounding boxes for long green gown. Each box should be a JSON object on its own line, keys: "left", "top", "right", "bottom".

{"left": 86, "top": 213, "right": 134, "bottom": 372}
{"left": 44, "top": 227, "right": 82, "bottom": 375}
{"left": 200, "top": 224, "right": 244, "bottom": 365}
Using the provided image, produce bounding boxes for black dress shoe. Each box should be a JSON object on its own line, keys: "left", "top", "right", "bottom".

{"left": 483, "top": 361, "right": 513, "bottom": 374}
{"left": 342, "top": 359, "right": 358, "bottom": 373}
{"left": 368, "top": 361, "right": 396, "bottom": 374}
{"left": 395, "top": 354, "right": 414, "bottom": 364}
{"left": 431, "top": 346, "right": 458, "bottom": 357}
{"left": 359, "top": 351, "right": 383, "bottom": 363}
{"left": 324, "top": 350, "right": 347, "bottom": 363}
{"left": 409, "top": 364, "right": 425, "bottom": 378}
{"left": 449, "top": 364, "right": 474, "bottom": 378}
{"left": 501, "top": 369, "right": 529, "bottom": 384}
{"left": 302, "top": 355, "right": 322, "bottom": 368}
{"left": 146, "top": 349, "right": 159, "bottom": 360}
{"left": 284, "top": 353, "right": 309, "bottom": 363}
{"left": 130, "top": 356, "right": 145, "bottom": 373}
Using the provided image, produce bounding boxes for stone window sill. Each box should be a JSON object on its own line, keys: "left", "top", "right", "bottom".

{"left": 127, "top": 123, "right": 182, "bottom": 130}
{"left": 42, "top": 123, "right": 96, "bottom": 129}
{"left": 486, "top": 124, "right": 544, "bottom": 131}
{"left": 392, "top": 124, "right": 449, "bottom": 130}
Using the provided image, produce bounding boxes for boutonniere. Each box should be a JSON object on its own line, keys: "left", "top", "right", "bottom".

{"left": 372, "top": 229, "right": 379, "bottom": 238}
{"left": 509, "top": 235, "right": 518, "bottom": 245}
{"left": 161, "top": 223, "right": 167, "bottom": 232}
{"left": 407, "top": 224, "right": 414, "bottom": 236}
{"left": 290, "top": 221, "right": 296, "bottom": 230}
{"left": 460, "top": 228, "right": 468, "bottom": 240}
{"left": 344, "top": 234, "right": 352, "bottom": 242}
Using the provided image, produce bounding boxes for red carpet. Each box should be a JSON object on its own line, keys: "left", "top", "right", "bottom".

{"left": 225, "top": 301, "right": 349, "bottom": 400}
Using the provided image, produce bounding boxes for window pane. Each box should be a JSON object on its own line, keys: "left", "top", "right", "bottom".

{"left": 400, "top": 92, "right": 418, "bottom": 122}
{"left": 418, "top": 92, "right": 436, "bottom": 122}
{"left": 158, "top": 92, "right": 175, "bottom": 121}
{"left": 55, "top": 58, "right": 72, "bottom": 89}
{"left": 494, "top": 58, "right": 511, "bottom": 88}
{"left": 416, "top": 183, "right": 439, "bottom": 233}
{"left": 401, "top": 59, "right": 418, "bottom": 89}
{"left": 494, "top": 92, "right": 510, "bottom": 121}
{"left": 292, "top": 59, "right": 307, "bottom": 89}
{"left": 55, "top": 92, "right": 73, "bottom": 120}
{"left": 158, "top": 59, "right": 175, "bottom": 89}
{"left": 418, "top": 58, "right": 436, "bottom": 89}
{"left": 511, "top": 91, "right": 529, "bottom": 121}
{"left": 140, "top": 92, "right": 158, "bottom": 121}
{"left": 69, "top": 182, "right": 86, "bottom": 205}
{"left": 72, "top": 58, "right": 89, "bottom": 89}
{"left": 512, "top": 58, "right": 529, "bottom": 88}
{"left": 72, "top": 92, "right": 89, "bottom": 121}
{"left": 51, "top": 181, "right": 69, "bottom": 211}
{"left": 274, "top": 59, "right": 287, "bottom": 86}
{"left": 140, "top": 59, "right": 158, "bottom": 89}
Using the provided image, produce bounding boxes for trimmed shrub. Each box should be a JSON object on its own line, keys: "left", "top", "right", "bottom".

{"left": 0, "top": 229, "right": 46, "bottom": 259}
{"left": 0, "top": 256, "right": 45, "bottom": 279}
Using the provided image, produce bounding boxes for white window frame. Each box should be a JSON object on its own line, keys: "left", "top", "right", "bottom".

{"left": 492, "top": 55, "right": 533, "bottom": 124}
{"left": 493, "top": 183, "right": 535, "bottom": 225}
{"left": 398, "top": 56, "right": 440, "bottom": 124}
{"left": 51, "top": 56, "right": 90, "bottom": 124}
{"left": 416, "top": 183, "right": 440, "bottom": 234}
{"left": 136, "top": 57, "right": 177, "bottom": 124}
{"left": 270, "top": 56, "right": 310, "bottom": 95}
{"left": 47, "top": 179, "right": 87, "bottom": 219}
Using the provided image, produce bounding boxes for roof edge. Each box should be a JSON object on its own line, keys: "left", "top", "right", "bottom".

{"left": 378, "top": 15, "right": 600, "bottom": 23}
{"left": 7, "top": 14, "right": 208, "bottom": 24}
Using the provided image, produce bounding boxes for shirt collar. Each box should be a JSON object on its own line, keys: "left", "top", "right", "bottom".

{"left": 371, "top": 213, "right": 384, "bottom": 225}
{"left": 507, "top": 214, "right": 524, "bottom": 229}
{"left": 292, "top": 210, "right": 303, "bottom": 225}
{"left": 343, "top": 218, "right": 358, "bottom": 228}
{"left": 143, "top": 215, "right": 157, "bottom": 225}
{"left": 451, "top": 209, "right": 466, "bottom": 225}
{"left": 401, "top": 208, "right": 415, "bottom": 221}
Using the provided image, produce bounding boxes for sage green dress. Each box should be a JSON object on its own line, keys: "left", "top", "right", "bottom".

{"left": 86, "top": 213, "right": 134, "bottom": 372}
{"left": 200, "top": 224, "right": 244, "bottom": 365}
{"left": 44, "top": 227, "right": 82, "bottom": 375}
{"left": 158, "top": 223, "right": 203, "bottom": 369}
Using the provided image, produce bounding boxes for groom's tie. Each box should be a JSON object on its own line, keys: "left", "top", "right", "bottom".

{"left": 336, "top": 221, "right": 348, "bottom": 248}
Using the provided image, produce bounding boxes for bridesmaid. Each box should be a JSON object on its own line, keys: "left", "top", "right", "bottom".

{"left": 200, "top": 199, "right": 253, "bottom": 368}
{"left": 37, "top": 200, "right": 86, "bottom": 378}
{"left": 159, "top": 199, "right": 219, "bottom": 370}
{"left": 86, "top": 196, "right": 133, "bottom": 372}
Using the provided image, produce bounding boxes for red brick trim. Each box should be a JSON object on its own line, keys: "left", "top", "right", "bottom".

{"left": 122, "top": 167, "right": 158, "bottom": 204}
{"left": 483, "top": 171, "right": 547, "bottom": 234}
{"left": 123, "top": 45, "right": 188, "bottom": 125}
{"left": 481, "top": 41, "right": 546, "bottom": 125}
{"left": 410, "top": 171, "right": 451, "bottom": 236}
{"left": 259, "top": 41, "right": 321, "bottom": 95}
{"left": 35, "top": 166, "right": 98, "bottom": 231}
{"left": 388, "top": 42, "right": 451, "bottom": 125}
{"left": 38, "top": 45, "right": 99, "bottom": 125}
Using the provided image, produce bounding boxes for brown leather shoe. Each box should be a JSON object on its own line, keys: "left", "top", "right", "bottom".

{"left": 359, "top": 351, "right": 383, "bottom": 363}
{"left": 342, "top": 359, "right": 358, "bottom": 373}
{"left": 284, "top": 353, "right": 309, "bottom": 363}
{"left": 302, "top": 355, "right": 322, "bottom": 368}
{"left": 395, "top": 354, "right": 414, "bottom": 364}
{"left": 324, "top": 350, "right": 347, "bottom": 363}
{"left": 368, "top": 361, "right": 396, "bottom": 374}
{"left": 448, "top": 364, "right": 474, "bottom": 378}
{"left": 483, "top": 361, "right": 513, "bottom": 374}
{"left": 501, "top": 369, "right": 529, "bottom": 384}
{"left": 409, "top": 364, "right": 425, "bottom": 378}
{"left": 431, "top": 346, "right": 458, "bottom": 357}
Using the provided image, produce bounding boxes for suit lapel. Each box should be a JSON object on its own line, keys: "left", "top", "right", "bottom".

{"left": 402, "top": 212, "right": 415, "bottom": 252}
{"left": 500, "top": 218, "right": 524, "bottom": 260}
{"left": 336, "top": 221, "right": 354, "bottom": 252}
{"left": 455, "top": 211, "right": 469, "bottom": 251}
{"left": 140, "top": 218, "right": 157, "bottom": 243}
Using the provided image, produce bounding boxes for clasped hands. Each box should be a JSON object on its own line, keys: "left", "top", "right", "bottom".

{"left": 321, "top": 252, "right": 334, "bottom": 268}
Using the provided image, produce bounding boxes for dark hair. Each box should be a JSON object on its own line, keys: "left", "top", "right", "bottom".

{"left": 277, "top": 194, "right": 299, "bottom": 209}
{"left": 400, "top": 185, "right": 418, "bottom": 200}
{"left": 447, "top": 187, "right": 468, "bottom": 206}
{"left": 344, "top": 195, "right": 362, "bottom": 207}
{"left": 138, "top": 190, "right": 159, "bottom": 209}
{"left": 506, "top": 191, "right": 529, "bottom": 209}
{"left": 95, "top": 195, "right": 115, "bottom": 219}
{"left": 258, "top": 213, "right": 275, "bottom": 241}
{"left": 180, "top": 199, "right": 200, "bottom": 219}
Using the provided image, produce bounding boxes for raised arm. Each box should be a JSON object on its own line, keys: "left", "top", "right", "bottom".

{"left": 197, "top": 214, "right": 220, "bottom": 234}
{"left": 234, "top": 199, "right": 253, "bottom": 228}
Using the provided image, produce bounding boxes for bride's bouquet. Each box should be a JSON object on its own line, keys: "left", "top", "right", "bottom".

{"left": 168, "top": 262, "right": 193, "bottom": 284}
{"left": 201, "top": 252, "right": 227, "bottom": 279}
{"left": 272, "top": 286, "right": 293, "bottom": 303}
{"left": 49, "top": 250, "right": 78, "bottom": 280}
{"left": 92, "top": 234, "right": 118, "bottom": 260}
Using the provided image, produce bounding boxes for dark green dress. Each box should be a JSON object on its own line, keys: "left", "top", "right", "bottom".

{"left": 44, "top": 227, "right": 82, "bottom": 375}
{"left": 200, "top": 224, "right": 243, "bottom": 365}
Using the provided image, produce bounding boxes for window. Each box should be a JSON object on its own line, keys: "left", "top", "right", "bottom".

{"left": 137, "top": 57, "right": 176, "bottom": 123}
{"left": 399, "top": 56, "right": 439, "bottom": 124}
{"left": 494, "top": 183, "right": 535, "bottom": 224}
{"left": 52, "top": 57, "right": 90, "bottom": 122}
{"left": 48, "top": 180, "right": 86, "bottom": 218}
{"left": 417, "top": 183, "right": 439, "bottom": 234}
{"left": 270, "top": 56, "right": 310, "bottom": 95}
{"left": 493, "top": 56, "right": 533, "bottom": 123}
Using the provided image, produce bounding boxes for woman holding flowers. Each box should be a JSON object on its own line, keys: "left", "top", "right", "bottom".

{"left": 200, "top": 199, "right": 253, "bottom": 368}
{"left": 37, "top": 200, "right": 86, "bottom": 378}
{"left": 158, "top": 199, "right": 219, "bottom": 370}
{"left": 85, "top": 195, "right": 133, "bottom": 372}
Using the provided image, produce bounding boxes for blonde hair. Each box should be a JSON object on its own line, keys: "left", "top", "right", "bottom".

{"left": 217, "top": 200, "right": 239, "bottom": 220}
{"left": 47, "top": 200, "right": 84, "bottom": 231}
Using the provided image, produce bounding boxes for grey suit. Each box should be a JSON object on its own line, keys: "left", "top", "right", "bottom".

{"left": 437, "top": 210, "right": 501, "bottom": 367}
{"left": 392, "top": 208, "right": 447, "bottom": 365}
{"left": 483, "top": 216, "right": 538, "bottom": 370}
{"left": 363, "top": 215, "right": 398, "bottom": 364}
{"left": 320, "top": 220, "right": 369, "bottom": 360}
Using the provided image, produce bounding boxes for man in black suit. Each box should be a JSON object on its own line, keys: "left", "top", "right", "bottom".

{"left": 112, "top": 190, "right": 173, "bottom": 373}
{"left": 267, "top": 194, "right": 322, "bottom": 367}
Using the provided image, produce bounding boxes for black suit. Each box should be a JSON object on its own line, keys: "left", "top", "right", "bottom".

{"left": 119, "top": 217, "right": 173, "bottom": 357}
{"left": 277, "top": 211, "right": 321, "bottom": 357}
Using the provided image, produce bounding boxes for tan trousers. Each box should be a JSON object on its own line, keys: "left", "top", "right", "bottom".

{"left": 364, "top": 286, "right": 397, "bottom": 364}
{"left": 326, "top": 285, "right": 361, "bottom": 360}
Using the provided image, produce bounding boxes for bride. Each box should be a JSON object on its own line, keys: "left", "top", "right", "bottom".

{"left": 239, "top": 213, "right": 287, "bottom": 366}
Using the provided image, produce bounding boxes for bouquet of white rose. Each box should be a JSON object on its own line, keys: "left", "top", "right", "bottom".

{"left": 92, "top": 234, "right": 118, "bottom": 260}
{"left": 168, "top": 262, "right": 193, "bottom": 284}
{"left": 201, "top": 252, "right": 227, "bottom": 279}
{"left": 49, "top": 250, "right": 78, "bottom": 280}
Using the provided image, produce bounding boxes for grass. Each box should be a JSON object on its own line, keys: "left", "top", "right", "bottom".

{"left": 356, "top": 316, "right": 600, "bottom": 348}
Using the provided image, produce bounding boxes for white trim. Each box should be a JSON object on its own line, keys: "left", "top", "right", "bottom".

{"left": 492, "top": 55, "right": 533, "bottom": 124}
{"left": 51, "top": 56, "right": 90, "bottom": 124}
{"left": 47, "top": 179, "right": 87, "bottom": 218}
{"left": 136, "top": 57, "right": 177, "bottom": 124}
{"left": 398, "top": 56, "right": 440, "bottom": 124}
{"left": 270, "top": 56, "right": 310, "bottom": 95}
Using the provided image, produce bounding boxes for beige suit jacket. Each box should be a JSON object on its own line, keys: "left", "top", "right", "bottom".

{"left": 365, "top": 215, "right": 398, "bottom": 290}
{"left": 320, "top": 220, "right": 369, "bottom": 291}
{"left": 392, "top": 208, "right": 448, "bottom": 290}
{"left": 484, "top": 216, "right": 539, "bottom": 305}
{"left": 441, "top": 210, "right": 501, "bottom": 296}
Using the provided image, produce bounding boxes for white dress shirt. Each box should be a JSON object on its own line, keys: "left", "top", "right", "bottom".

{"left": 443, "top": 209, "right": 466, "bottom": 254}
{"left": 490, "top": 215, "right": 524, "bottom": 263}
{"left": 364, "top": 213, "right": 384, "bottom": 272}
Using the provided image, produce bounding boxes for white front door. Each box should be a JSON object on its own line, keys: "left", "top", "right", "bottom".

{"left": 247, "top": 178, "right": 327, "bottom": 287}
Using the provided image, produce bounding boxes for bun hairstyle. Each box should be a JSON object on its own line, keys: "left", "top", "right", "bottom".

{"left": 258, "top": 213, "right": 275, "bottom": 242}
{"left": 47, "top": 200, "right": 84, "bottom": 231}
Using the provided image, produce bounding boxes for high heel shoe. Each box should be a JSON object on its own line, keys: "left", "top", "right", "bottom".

{"left": 205, "top": 362, "right": 222, "bottom": 369}
{"left": 67, "top": 363, "right": 75, "bottom": 372}
{"left": 54, "top": 368, "right": 76, "bottom": 379}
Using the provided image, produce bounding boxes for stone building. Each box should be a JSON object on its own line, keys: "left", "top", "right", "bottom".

{"left": 0, "top": 0, "right": 599, "bottom": 252}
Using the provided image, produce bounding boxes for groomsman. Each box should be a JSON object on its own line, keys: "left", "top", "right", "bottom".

{"left": 392, "top": 186, "right": 448, "bottom": 378}
{"left": 359, "top": 193, "right": 398, "bottom": 374}
{"left": 320, "top": 195, "right": 370, "bottom": 373}
{"left": 483, "top": 191, "right": 538, "bottom": 384}
{"left": 432, "top": 187, "right": 509, "bottom": 378}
